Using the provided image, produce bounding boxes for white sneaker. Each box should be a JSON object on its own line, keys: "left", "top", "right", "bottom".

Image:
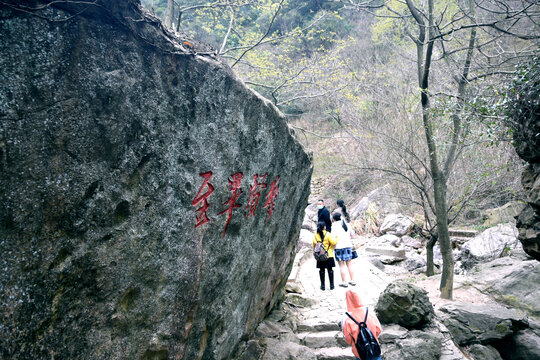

{"left": 339, "top": 283, "right": 348, "bottom": 288}
{"left": 349, "top": 281, "right": 356, "bottom": 286}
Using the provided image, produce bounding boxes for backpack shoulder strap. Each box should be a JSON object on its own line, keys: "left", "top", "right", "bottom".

{"left": 346, "top": 309, "right": 369, "bottom": 327}
{"left": 323, "top": 232, "right": 330, "bottom": 250}
{"left": 363, "top": 307, "right": 369, "bottom": 323}
{"left": 346, "top": 312, "right": 361, "bottom": 326}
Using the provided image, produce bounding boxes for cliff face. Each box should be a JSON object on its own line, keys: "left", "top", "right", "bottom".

{"left": 516, "top": 164, "right": 540, "bottom": 261}
{"left": 0, "top": 1, "right": 312, "bottom": 359}
{"left": 509, "top": 60, "right": 540, "bottom": 262}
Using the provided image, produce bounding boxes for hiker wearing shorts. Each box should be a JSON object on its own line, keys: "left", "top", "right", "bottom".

{"left": 331, "top": 212, "right": 357, "bottom": 287}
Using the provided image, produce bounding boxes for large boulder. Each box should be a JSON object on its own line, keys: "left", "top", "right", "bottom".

{"left": 380, "top": 214, "right": 414, "bottom": 236}
{"left": 483, "top": 201, "right": 526, "bottom": 227}
{"left": 438, "top": 302, "right": 529, "bottom": 346}
{"left": 460, "top": 223, "right": 520, "bottom": 267}
{"left": 472, "top": 257, "right": 540, "bottom": 316}
{"left": 349, "top": 184, "right": 400, "bottom": 221}
{"left": 0, "top": 1, "right": 312, "bottom": 359}
{"left": 375, "top": 280, "right": 434, "bottom": 329}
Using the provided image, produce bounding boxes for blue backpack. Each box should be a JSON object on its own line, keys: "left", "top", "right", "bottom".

{"left": 346, "top": 308, "right": 381, "bottom": 360}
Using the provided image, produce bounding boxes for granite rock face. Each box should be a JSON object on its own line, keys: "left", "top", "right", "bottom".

{"left": 472, "top": 257, "right": 540, "bottom": 316}
{"left": 0, "top": 1, "right": 312, "bottom": 359}
{"left": 375, "top": 280, "right": 434, "bottom": 329}
{"left": 507, "top": 58, "right": 540, "bottom": 261}
{"left": 438, "top": 302, "right": 529, "bottom": 346}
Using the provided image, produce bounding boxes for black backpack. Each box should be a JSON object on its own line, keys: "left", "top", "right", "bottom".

{"left": 346, "top": 308, "right": 381, "bottom": 360}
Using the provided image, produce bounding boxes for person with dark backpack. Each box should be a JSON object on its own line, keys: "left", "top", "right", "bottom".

{"left": 342, "top": 290, "right": 382, "bottom": 360}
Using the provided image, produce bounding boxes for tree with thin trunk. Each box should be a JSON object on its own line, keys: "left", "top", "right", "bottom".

{"left": 332, "top": 0, "right": 539, "bottom": 299}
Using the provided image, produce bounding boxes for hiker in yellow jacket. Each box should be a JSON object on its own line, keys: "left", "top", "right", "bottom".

{"left": 313, "top": 221, "right": 337, "bottom": 290}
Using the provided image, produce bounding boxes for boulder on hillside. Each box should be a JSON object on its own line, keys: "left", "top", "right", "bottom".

{"left": 371, "top": 233, "right": 401, "bottom": 247}
{"left": 349, "top": 184, "right": 401, "bottom": 221}
{"left": 438, "top": 302, "right": 529, "bottom": 346}
{"left": 375, "top": 280, "right": 434, "bottom": 329}
{"left": 0, "top": 1, "right": 312, "bottom": 358}
{"left": 483, "top": 201, "right": 526, "bottom": 227}
{"left": 404, "top": 255, "right": 427, "bottom": 272}
{"left": 460, "top": 223, "right": 520, "bottom": 267}
{"left": 380, "top": 214, "right": 414, "bottom": 236}
{"left": 472, "top": 257, "right": 540, "bottom": 316}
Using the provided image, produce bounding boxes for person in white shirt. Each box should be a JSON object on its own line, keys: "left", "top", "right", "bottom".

{"left": 331, "top": 212, "right": 357, "bottom": 287}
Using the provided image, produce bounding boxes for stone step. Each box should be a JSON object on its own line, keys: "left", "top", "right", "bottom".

{"left": 450, "top": 236, "right": 471, "bottom": 243}
{"left": 298, "top": 331, "right": 348, "bottom": 349}
{"left": 298, "top": 318, "right": 341, "bottom": 332}
{"left": 364, "top": 246, "right": 406, "bottom": 258}
{"left": 313, "top": 346, "right": 356, "bottom": 360}
{"left": 448, "top": 229, "right": 478, "bottom": 238}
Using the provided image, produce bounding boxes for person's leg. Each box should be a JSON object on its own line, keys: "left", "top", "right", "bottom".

{"left": 346, "top": 260, "right": 356, "bottom": 285}
{"left": 319, "top": 269, "right": 325, "bottom": 290}
{"left": 338, "top": 261, "right": 348, "bottom": 284}
{"left": 328, "top": 267, "right": 335, "bottom": 290}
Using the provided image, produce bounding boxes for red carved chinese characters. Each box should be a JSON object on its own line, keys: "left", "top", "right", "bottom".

{"left": 217, "top": 172, "right": 244, "bottom": 237}
{"left": 191, "top": 172, "right": 215, "bottom": 228}
{"left": 245, "top": 173, "right": 267, "bottom": 218}
{"left": 263, "top": 176, "right": 280, "bottom": 221}
{"left": 192, "top": 171, "right": 281, "bottom": 234}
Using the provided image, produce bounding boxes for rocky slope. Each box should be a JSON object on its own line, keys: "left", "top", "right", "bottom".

{"left": 265, "top": 207, "right": 540, "bottom": 360}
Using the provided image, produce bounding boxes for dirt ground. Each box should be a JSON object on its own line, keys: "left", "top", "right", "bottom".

{"left": 395, "top": 272, "right": 496, "bottom": 309}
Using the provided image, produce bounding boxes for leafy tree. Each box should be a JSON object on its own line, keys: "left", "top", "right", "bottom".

{"left": 334, "top": 0, "right": 539, "bottom": 299}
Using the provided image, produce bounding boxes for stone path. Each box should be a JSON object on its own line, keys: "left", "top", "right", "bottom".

{"left": 289, "top": 250, "right": 392, "bottom": 359}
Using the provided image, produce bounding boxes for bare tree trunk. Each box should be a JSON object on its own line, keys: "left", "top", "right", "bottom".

{"left": 414, "top": 0, "right": 454, "bottom": 299}
{"left": 164, "top": 0, "right": 174, "bottom": 29}
{"left": 433, "top": 177, "right": 454, "bottom": 299}
{"left": 426, "top": 233, "right": 437, "bottom": 276}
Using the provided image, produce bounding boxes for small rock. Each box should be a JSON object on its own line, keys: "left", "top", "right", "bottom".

{"left": 404, "top": 255, "right": 427, "bottom": 271}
